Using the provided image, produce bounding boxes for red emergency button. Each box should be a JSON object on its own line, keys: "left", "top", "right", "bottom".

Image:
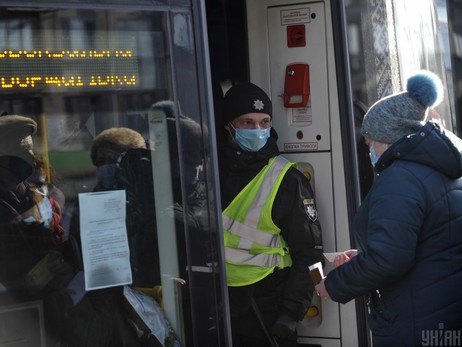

{"left": 287, "top": 25, "right": 306, "bottom": 47}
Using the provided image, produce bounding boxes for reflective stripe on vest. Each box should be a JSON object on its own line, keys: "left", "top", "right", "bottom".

{"left": 223, "top": 155, "right": 294, "bottom": 286}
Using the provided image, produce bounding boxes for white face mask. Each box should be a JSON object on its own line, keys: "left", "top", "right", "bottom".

{"left": 21, "top": 194, "right": 53, "bottom": 229}
{"left": 37, "top": 196, "right": 53, "bottom": 228}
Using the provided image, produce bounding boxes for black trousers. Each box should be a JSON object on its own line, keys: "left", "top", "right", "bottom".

{"left": 229, "top": 285, "right": 298, "bottom": 347}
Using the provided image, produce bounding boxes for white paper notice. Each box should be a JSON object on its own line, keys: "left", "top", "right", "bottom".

{"left": 79, "top": 190, "right": 132, "bottom": 290}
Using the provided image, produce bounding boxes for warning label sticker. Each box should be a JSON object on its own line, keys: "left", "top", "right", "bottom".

{"left": 280, "top": 8, "right": 311, "bottom": 25}
{"left": 284, "top": 142, "right": 318, "bottom": 152}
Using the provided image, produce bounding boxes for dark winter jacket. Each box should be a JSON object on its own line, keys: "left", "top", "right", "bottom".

{"left": 0, "top": 182, "right": 78, "bottom": 343}
{"left": 220, "top": 130, "right": 324, "bottom": 321}
{"left": 325, "top": 121, "right": 462, "bottom": 346}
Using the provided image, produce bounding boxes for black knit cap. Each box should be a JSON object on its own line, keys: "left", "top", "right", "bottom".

{"left": 222, "top": 82, "right": 272, "bottom": 124}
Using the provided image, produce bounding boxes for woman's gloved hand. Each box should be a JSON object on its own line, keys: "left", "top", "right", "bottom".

{"left": 271, "top": 312, "right": 297, "bottom": 339}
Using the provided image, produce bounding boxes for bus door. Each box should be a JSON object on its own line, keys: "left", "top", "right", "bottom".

{"left": 246, "top": 1, "right": 360, "bottom": 346}
{"left": 0, "top": 1, "right": 229, "bottom": 346}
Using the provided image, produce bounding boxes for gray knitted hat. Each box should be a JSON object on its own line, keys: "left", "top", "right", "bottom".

{"left": 361, "top": 70, "right": 444, "bottom": 144}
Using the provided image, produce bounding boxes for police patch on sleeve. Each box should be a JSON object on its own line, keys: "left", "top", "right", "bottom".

{"left": 303, "top": 199, "right": 318, "bottom": 222}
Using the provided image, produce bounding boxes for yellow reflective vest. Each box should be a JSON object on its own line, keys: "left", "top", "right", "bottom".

{"left": 223, "top": 155, "right": 294, "bottom": 287}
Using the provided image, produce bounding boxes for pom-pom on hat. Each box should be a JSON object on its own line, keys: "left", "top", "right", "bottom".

{"left": 361, "top": 70, "right": 444, "bottom": 144}
{"left": 0, "top": 115, "right": 37, "bottom": 166}
{"left": 223, "top": 82, "right": 272, "bottom": 125}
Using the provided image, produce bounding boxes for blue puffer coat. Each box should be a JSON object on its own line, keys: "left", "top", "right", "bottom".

{"left": 325, "top": 121, "right": 462, "bottom": 347}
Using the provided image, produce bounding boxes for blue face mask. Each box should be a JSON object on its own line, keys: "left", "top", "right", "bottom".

{"left": 369, "top": 146, "right": 380, "bottom": 167}
{"left": 97, "top": 163, "right": 118, "bottom": 189}
{"left": 234, "top": 128, "right": 271, "bottom": 152}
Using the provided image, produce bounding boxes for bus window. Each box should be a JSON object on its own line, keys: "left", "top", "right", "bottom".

{"left": 0, "top": 3, "right": 227, "bottom": 347}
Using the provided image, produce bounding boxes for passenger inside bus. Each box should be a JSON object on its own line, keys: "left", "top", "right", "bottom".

{"left": 89, "top": 127, "right": 161, "bottom": 288}
{"left": 218, "top": 82, "right": 325, "bottom": 347}
{"left": 66, "top": 124, "right": 167, "bottom": 346}
{"left": 0, "top": 113, "right": 182, "bottom": 346}
{"left": 67, "top": 100, "right": 207, "bottom": 346}
{"left": 0, "top": 114, "right": 79, "bottom": 344}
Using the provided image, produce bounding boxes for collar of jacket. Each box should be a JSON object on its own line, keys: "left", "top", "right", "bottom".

{"left": 222, "top": 135, "right": 280, "bottom": 175}
{"left": 375, "top": 121, "right": 462, "bottom": 179}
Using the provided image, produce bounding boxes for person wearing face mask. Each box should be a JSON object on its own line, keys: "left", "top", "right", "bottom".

{"left": 63, "top": 127, "right": 153, "bottom": 346}
{"left": 218, "top": 82, "right": 324, "bottom": 347}
{"left": 0, "top": 114, "right": 78, "bottom": 344}
{"left": 88, "top": 126, "right": 165, "bottom": 286}
{"left": 315, "top": 71, "right": 462, "bottom": 346}
{"left": 90, "top": 127, "right": 148, "bottom": 191}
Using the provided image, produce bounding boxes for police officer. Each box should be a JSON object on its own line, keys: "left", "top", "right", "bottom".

{"left": 218, "top": 82, "right": 324, "bottom": 347}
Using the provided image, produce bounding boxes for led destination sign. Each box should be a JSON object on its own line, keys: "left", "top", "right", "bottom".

{"left": 0, "top": 49, "right": 139, "bottom": 90}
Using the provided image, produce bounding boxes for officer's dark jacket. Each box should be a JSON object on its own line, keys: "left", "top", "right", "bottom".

{"left": 325, "top": 121, "right": 462, "bottom": 346}
{"left": 219, "top": 129, "right": 324, "bottom": 321}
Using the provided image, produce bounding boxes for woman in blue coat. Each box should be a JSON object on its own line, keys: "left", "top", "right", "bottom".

{"left": 316, "top": 71, "right": 462, "bottom": 346}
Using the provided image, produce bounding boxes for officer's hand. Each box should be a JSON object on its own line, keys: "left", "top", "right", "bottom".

{"left": 271, "top": 313, "right": 297, "bottom": 339}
